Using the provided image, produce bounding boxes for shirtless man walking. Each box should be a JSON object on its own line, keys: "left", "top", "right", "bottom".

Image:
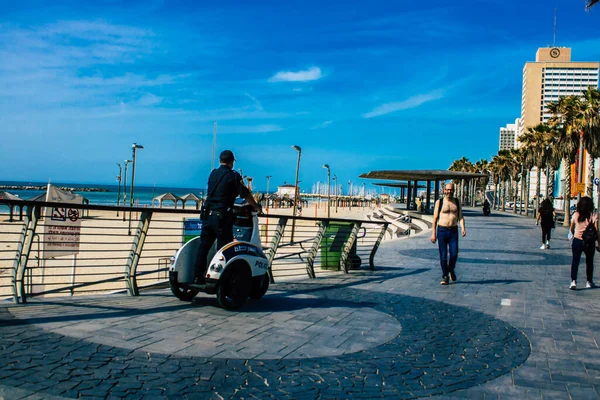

{"left": 430, "top": 183, "right": 466, "bottom": 285}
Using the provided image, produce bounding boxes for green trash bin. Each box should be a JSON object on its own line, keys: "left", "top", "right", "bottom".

{"left": 321, "top": 222, "right": 354, "bottom": 270}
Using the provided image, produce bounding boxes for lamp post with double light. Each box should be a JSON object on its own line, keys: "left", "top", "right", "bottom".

{"left": 128, "top": 143, "right": 143, "bottom": 235}
{"left": 323, "top": 164, "right": 330, "bottom": 218}
{"left": 116, "top": 163, "right": 122, "bottom": 216}
{"left": 122, "top": 160, "right": 132, "bottom": 220}
{"left": 290, "top": 145, "right": 302, "bottom": 242}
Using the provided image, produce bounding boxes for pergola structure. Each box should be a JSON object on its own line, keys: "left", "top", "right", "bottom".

{"left": 151, "top": 192, "right": 183, "bottom": 209}
{"left": 181, "top": 193, "right": 202, "bottom": 210}
{"left": 360, "top": 170, "right": 489, "bottom": 212}
{"left": 372, "top": 182, "right": 426, "bottom": 204}
{"left": 0, "top": 192, "right": 24, "bottom": 222}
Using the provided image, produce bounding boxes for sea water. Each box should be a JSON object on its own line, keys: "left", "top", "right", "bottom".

{"left": 0, "top": 181, "right": 207, "bottom": 207}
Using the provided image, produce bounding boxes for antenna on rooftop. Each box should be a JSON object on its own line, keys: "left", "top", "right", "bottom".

{"left": 553, "top": 8, "right": 557, "bottom": 47}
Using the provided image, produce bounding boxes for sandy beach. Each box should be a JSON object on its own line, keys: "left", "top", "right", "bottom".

{"left": 0, "top": 203, "right": 392, "bottom": 300}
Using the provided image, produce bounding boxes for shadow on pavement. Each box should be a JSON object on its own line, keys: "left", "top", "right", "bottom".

{"left": 453, "top": 279, "right": 532, "bottom": 285}
{"left": 396, "top": 248, "right": 573, "bottom": 265}
{"left": 273, "top": 268, "right": 431, "bottom": 296}
{"left": 242, "top": 296, "right": 378, "bottom": 313}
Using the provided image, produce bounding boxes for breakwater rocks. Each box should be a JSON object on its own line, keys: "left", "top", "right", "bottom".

{"left": 0, "top": 185, "right": 109, "bottom": 193}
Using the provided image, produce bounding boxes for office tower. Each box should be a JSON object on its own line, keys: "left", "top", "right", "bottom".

{"left": 518, "top": 47, "right": 599, "bottom": 199}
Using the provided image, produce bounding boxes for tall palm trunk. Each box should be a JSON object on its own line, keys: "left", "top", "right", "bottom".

{"left": 548, "top": 166, "right": 555, "bottom": 199}
{"left": 496, "top": 179, "right": 501, "bottom": 209}
{"left": 563, "top": 158, "right": 572, "bottom": 227}
{"left": 586, "top": 154, "right": 594, "bottom": 198}
{"left": 535, "top": 167, "right": 541, "bottom": 215}
{"left": 501, "top": 182, "right": 506, "bottom": 211}
{"left": 523, "top": 169, "right": 530, "bottom": 216}
{"left": 513, "top": 178, "right": 518, "bottom": 214}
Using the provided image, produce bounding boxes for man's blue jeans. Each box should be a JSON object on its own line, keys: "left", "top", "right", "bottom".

{"left": 437, "top": 226, "right": 459, "bottom": 278}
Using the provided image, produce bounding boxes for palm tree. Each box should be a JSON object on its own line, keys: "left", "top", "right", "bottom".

{"left": 508, "top": 149, "right": 524, "bottom": 213}
{"left": 518, "top": 123, "right": 556, "bottom": 214}
{"left": 474, "top": 159, "right": 490, "bottom": 204}
{"left": 518, "top": 143, "right": 535, "bottom": 215}
{"left": 548, "top": 95, "right": 584, "bottom": 227}
{"left": 491, "top": 150, "right": 511, "bottom": 211}
{"left": 580, "top": 87, "right": 600, "bottom": 197}
{"left": 449, "top": 157, "right": 472, "bottom": 203}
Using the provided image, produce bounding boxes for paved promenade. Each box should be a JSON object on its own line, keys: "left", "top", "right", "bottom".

{"left": 1, "top": 208, "right": 600, "bottom": 399}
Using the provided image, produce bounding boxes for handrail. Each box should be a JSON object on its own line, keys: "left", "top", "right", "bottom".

{"left": 0, "top": 199, "right": 391, "bottom": 303}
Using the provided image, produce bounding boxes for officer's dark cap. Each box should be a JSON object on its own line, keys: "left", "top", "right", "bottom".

{"left": 219, "top": 150, "right": 235, "bottom": 163}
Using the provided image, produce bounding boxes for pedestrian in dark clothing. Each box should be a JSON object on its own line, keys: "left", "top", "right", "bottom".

{"left": 568, "top": 196, "right": 599, "bottom": 290}
{"left": 193, "top": 150, "right": 262, "bottom": 284}
{"left": 536, "top": 198, "right": 556, "bottom": 249}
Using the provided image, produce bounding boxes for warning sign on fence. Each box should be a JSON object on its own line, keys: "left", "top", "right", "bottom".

{"left": 43, "top": 184, "right": 84, "bottom": 259}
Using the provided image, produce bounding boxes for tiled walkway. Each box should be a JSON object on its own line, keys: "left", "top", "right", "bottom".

{"left": 1, "top": 208, "right": 599, "bottom": 399}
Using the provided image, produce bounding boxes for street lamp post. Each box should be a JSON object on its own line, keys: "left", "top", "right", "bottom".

{"left": 128, "top": 143, "right": 144, "bottom": 235}
{"left": 122, "top": 160, "right": 132, "bottom": 221}
{"left": 348, "top": 180, "right": 352, "bottom": 211}
{"left": 290, "top": 145, "right": 302, "bottom": 243}
{"left": 323, "top": 164, "right": 330, "bottom": 218}
{"left": 333, "top": 175, "right": 338, "bottom": 213}
{"left": 265, "top": 175, "right": 272, "bottom": 212}
{"left": 129, "top": 143, "right": 144, "bottom": 207}
{"left": 116, "top": 163, "right": 122, "bottom": 216}
{"left": 362, "top": 182, "right": 366, "bottom": 208}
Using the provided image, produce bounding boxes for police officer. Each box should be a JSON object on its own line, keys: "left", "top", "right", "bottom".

{"left": 193, "top": 150, "right": 262, "bottom": 284}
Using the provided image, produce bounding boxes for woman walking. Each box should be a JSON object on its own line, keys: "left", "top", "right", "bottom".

{"left": 536, "top": 198, "right": 556, "bottom": 249}
{"left": 569, "top": 196, "right": 599, "bottom": 290}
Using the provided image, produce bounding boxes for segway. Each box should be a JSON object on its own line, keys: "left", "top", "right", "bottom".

{"left": 169, "top": 198, "right": 270, "bottom": 310}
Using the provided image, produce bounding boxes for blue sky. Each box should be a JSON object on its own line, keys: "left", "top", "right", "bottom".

{"left": 1, "top": 0, "right": 599, "bottom": 193}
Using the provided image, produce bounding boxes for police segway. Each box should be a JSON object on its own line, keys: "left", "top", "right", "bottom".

{"left": 169, "top": 198, "right": 270, "bottom": 310}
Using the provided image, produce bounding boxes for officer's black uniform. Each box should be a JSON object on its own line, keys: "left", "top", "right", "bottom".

{"left": 194, "top": 163, "right": 250, "bottom": 282}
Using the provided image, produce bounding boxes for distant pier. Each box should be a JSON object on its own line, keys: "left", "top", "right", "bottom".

{"left": 0, "top": 185, "right": 109, "bottom": 192}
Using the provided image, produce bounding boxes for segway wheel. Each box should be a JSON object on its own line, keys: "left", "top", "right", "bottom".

{"left": 169, "top": 272, "right": 200, "bottom": 301}
{"left": 217, "top": 263, "right": 251, "bottom": 310}
{"left": 249, "top": 274, "right": 269, "bottom": 299}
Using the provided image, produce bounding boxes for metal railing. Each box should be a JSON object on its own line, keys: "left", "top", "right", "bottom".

{"left": 0, "top": 199, "right": 389, "bottom": 303}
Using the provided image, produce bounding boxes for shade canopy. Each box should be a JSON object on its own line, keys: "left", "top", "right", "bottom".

{"left": 373, "top": 183, "right": 427, "bottom": 189}
{"left": 152, "top": 192, "right": 183, "bottom": 208}
{"left": 181, "top": 193, "right": 202, "bottom": 209}
{"left": 360, "top": 169, "right": 488, "bottom": 181}
{"left": 0, "top": 191, "right": 23, "bottom": 201}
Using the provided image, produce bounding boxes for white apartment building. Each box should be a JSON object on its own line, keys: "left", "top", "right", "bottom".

{"left": 499, "top": 118, "right": 520, "bottom": 151}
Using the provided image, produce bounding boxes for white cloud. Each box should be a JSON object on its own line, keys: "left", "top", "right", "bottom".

{"left": 244, "top": 93, "right": 263, "bottom": 111}
{"left": 311, "top": 120, "right": 332, "bottom": 130}
{"left": 362, "top": 90, "right": 444, "bottom": 118}
{"left": 137, "top": 93, "right": 163, "bottom": 106}
{"left": 268, "top": 67, "right": 323, "bottom": 83}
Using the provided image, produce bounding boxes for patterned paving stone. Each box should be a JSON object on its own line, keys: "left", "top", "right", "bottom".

{"left": 11, "top": 207, "right": 595, "bottom": 399}
{"left": 0, "top": 278, "right": 528, "bottom": 398}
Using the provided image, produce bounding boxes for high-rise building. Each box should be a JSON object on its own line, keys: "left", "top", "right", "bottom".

{"left": 519, "top": 47, "right": 599, "bottom": 137}
{"left": 518, "top": 47, "right": 599, "bottom": 200}
{"left": 499, "top": 118, "right": 520, "bottom": 151}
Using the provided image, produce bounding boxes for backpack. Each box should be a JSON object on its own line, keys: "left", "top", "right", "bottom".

{"left": 582, "top": 219, "right": 598, "bottom": 247}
